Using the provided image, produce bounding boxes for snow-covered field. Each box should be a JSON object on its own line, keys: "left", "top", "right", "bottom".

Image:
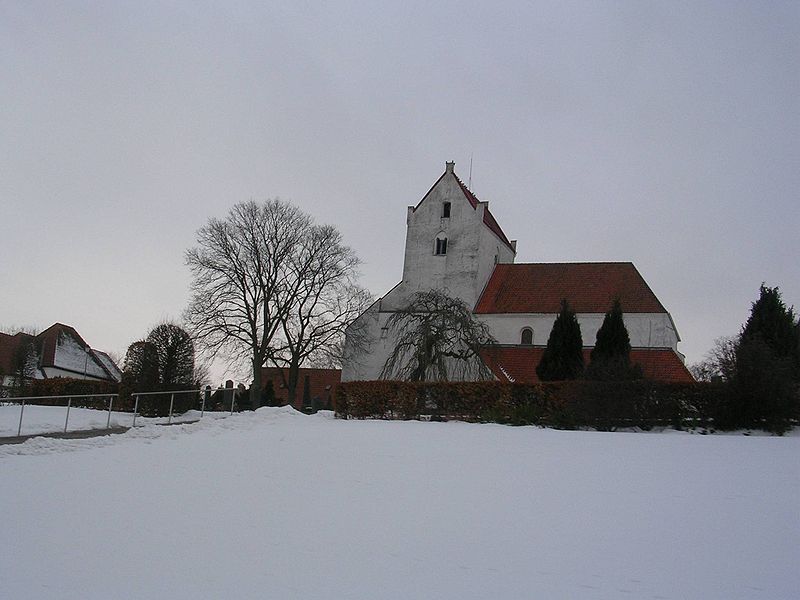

{"left": 1, "top": 408, "right": 798, "bottom": 600}
{"left": 0, "top": 403, "right": 225, "bottom": 438}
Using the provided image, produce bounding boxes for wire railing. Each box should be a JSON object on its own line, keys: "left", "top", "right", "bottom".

{"left": 4, "top": 386, "right": 239, "bottom": 438}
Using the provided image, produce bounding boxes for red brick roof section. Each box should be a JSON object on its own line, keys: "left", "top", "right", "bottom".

{"left": 480, "top": 346, "right": 694, "bottom": 384}
{"left": 474, "top": 263, "right": 667, "bottom": 314}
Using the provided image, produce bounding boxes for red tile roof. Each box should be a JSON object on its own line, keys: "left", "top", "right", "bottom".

{"left": 474, "top": 263, "right": 667, "bottom": 314}
{"left": 480, "top": 346, "right": 694, "bottom": 384}
{"left": 0, "top": 324, "right": 121, "bottom": 383}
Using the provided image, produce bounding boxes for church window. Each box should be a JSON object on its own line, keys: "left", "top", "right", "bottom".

{"left": 435, "top": 236, "right": 448, "bottom": 255}
{"left": 521, "top": 328, "right": 533, "bottom": 345}
{"left": 442, "top": 202, "right": 451, "bottom": 218}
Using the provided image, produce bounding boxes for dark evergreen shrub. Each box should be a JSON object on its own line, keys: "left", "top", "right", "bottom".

{"left": 585, "top": 299, "right": 642, "bottom": 380}
{"left": 723, "top": 285, "right": 800, "bottom": 433}
{"left": 536, "top": 299, "right": 584, "bottom": 381}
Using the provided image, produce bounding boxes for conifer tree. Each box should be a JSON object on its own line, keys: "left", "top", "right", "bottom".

{"left": 536, "top": 299, "right": 584, "bottom": 381}
{"left": 739, "top": 285, "right": 799, "bottom": 371}
{"left": 725, "top": 285, "right": 799, "bottom": 432}
{"left": 262, "top": 379, "right": 276, "bottom": 407}
{"left": 123, "top": 340, "right": 160, "bottom": 388}
{"left": 586, "top": 299, "right": 641, "bottom": 380}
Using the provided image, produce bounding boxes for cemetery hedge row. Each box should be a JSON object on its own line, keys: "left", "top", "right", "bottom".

{"left": 334, "top": 380, "right": 748, "bottom": 431}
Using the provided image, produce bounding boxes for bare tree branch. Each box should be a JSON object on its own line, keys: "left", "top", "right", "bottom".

{"left": 380, "top": 289, "right": 496, "bottom": 381}
{"left": 185, "top": 199, "right": 368, "bottom": 408}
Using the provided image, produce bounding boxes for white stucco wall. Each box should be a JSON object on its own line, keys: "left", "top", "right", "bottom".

{"left": 380, "top": 164, "right": 515, "bottom": 312}
{"left": 341, "top": 303, "right": 398, "bottom": 381}
{"left": 477, "top": 313, "right": 679, "bottom": 349}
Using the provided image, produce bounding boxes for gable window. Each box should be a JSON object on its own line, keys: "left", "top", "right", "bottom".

{"left": 442, "top": 202, "right": 451, "bottom": 218}
{"left": 520, "top": 327, "right": 533, "bottom": 345}
{"left": 435, "top": 236, "right": 448, "bottom": 255}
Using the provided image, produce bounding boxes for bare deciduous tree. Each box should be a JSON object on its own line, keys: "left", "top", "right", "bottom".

{"left": 185, "top": 200, "right": 308, "bottom": 407}
{"left": 689, "top": 336, "right": 738, "bottom": 382}
{"left": 185, "top": 199, "right": 368, "bottom": 408}
{"left": 268, "top": 224, "right": 372, "bottom": 406}
{"left": 380, "top": 289, "right": 496, "bottom": 381}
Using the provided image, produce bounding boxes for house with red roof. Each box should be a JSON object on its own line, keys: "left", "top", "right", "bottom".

{"left": 0, "top": 323, "right": 122, "bottom": 388}
{"left": 342, "top": 162, "right": 692, "bottom": 384}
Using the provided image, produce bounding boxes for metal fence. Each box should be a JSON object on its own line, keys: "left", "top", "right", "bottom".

{"left": 4, "top": 386, "right": 239, "bottom": 438}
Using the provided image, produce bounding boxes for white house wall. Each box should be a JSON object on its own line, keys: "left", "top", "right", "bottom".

{"left": 476, "top": 313, "right": 679, "bottom": 349}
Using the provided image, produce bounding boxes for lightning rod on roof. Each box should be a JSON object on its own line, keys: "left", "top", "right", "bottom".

{"left": 468, "top": 153, "right": 473, "bottom": 190}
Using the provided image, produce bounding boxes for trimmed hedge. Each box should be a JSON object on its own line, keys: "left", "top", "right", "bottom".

{"left": 335, "top": 380, "right": 733, "bottom": 431}
{"left": 17, "top": 378, "right": 119, "bottom": 410}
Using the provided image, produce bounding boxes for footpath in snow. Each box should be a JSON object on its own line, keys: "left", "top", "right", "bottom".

{"left": 1, "top": 407, "right": 798, "bottom": 600}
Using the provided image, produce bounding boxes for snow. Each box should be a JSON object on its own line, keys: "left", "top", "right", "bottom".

{"left": 92, "top": 350, "right": 122, "bottom": 381}
{"left": 53, "top": 333, "right": 107, "bottom": 378}
{"left": 0, "top": 404, "right": 224, "bottom": 438}
{"left": 1, "top": 409, "right": 798, "bottom": 599}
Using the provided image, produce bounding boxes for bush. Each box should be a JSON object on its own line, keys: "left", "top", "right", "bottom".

{"left": 22, "top": 378, "right": 119, "bottom": 410}
{"left": 335, "top": 380, "right": 761, "bottom": 431}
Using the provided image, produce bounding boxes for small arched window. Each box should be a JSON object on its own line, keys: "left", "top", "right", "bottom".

{"left": 520, "top": 328, "right": 533, "bottom": 345}
{"left": 442, "top": 202, "right": 451, "bottom": 218}
{"left": 435, "top": 236, "right": 448, "bottom": 255}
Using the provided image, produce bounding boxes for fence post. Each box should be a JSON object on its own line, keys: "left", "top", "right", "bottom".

{"left": 17, "top": 398, "right": 26, "bottom": 437}
{"left": 106, "top": 395, "right": 114, "bottom": 429}
{"left": 64, "top": 397, "right": 72, "bottom": 433}
{"left": 168, "top": 393, "right": 175, "bottom": 424}
{"left": 202, "top": 386, "right": 210, "bottom": 418}
{"left": 132, "top": 394, "right": 140, "bottom": 427}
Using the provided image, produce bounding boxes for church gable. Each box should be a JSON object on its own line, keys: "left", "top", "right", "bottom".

{"left": 410, "top": 161, "right": 515, "bottom": 253}
{"left": 393, "top": 162, "right": 516, "bottom": 310}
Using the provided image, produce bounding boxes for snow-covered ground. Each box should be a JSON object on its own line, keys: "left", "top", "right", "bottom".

{"left": 1, "top": 408, "right": 798, "bottom": 599}
{"left": 0, "top": 404, "right": 226, "bottom": 437}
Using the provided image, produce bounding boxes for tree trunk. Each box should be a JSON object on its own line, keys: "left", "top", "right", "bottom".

{"left": 250, "top": 358, "right": 262, "bottom": 409}
{"left": 286, "top": 361, "right": 300, "bottom": 409}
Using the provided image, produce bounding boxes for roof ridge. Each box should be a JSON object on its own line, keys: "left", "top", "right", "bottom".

{"left": 510, "top": 261, "right": 635, "bottom": 266}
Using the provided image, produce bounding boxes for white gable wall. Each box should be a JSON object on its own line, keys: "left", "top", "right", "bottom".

{"left": 477, "top": 313, "right": 679, "bottom": 349}
{"left": 381, "top": 164, "right": 515, "bottom": 312}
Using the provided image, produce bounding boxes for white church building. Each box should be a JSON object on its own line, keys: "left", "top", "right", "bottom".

{"left": 342, "top": 162, "right": 693, "bottom": 383}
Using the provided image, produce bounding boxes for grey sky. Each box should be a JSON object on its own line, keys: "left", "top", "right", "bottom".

{"left": 2, "top": 1, "right": 798, "bottom": 374}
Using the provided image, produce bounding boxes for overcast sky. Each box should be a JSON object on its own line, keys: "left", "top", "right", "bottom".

{"left": 1, "top": 1, "right": 798, "bottom": 376}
